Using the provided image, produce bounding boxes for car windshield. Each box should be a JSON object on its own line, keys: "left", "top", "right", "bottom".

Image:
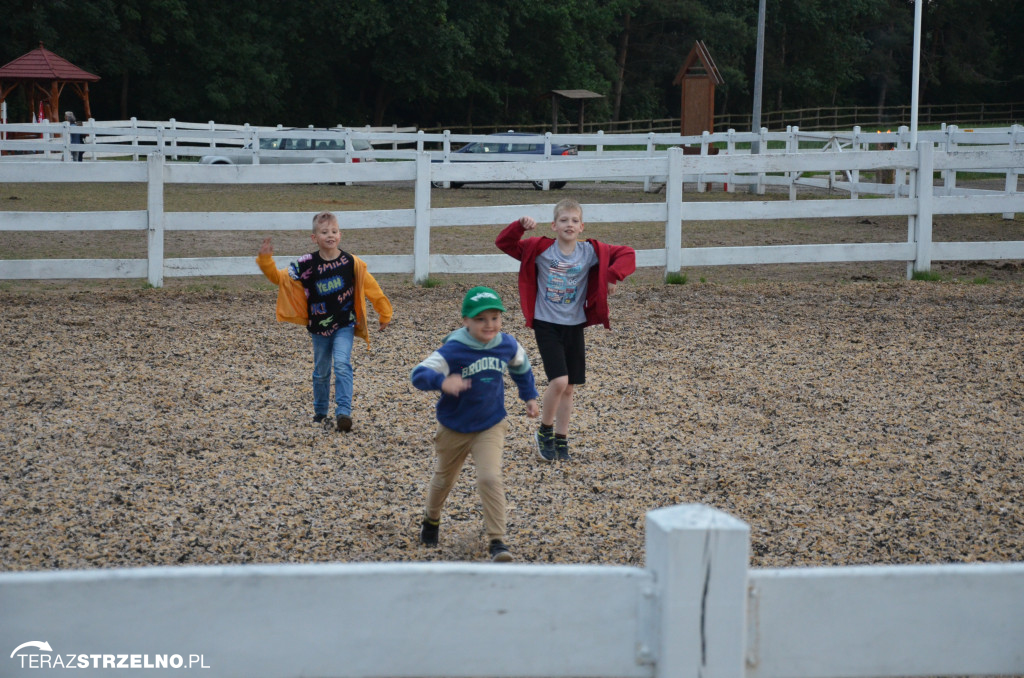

{"left": 259, "top": 137, "right": 283, "bottom": 150}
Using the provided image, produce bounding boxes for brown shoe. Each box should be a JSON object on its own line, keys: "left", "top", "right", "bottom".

{"left": 336, "top": 415, "right": 352, "bottom": 432}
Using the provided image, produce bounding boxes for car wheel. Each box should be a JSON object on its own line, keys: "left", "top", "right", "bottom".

{"left": 431, "top": 181, "right": 444, "bottom": 188}
{"left": 531, "top": 181, "right": 544, "bottom": 191}
{"left": 450, "top": 182, "right": 464, "bottom": 189}
{"left": 550, "top": 182, "right": 567, "bottom": 190}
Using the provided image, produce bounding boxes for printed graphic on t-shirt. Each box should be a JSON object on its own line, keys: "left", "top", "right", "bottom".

{"left": 316, "top": 275, "right": 346, "bottom": 296}
{"left": 289, "top": 251, "right": 356, "bottom": 335}
{"left": 544, "top": 260, "right": 584, "bottom": 305}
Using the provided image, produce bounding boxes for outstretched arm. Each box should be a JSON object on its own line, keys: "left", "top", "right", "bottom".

{"left": 256, "top": 238, "right": 287, "bottom": 285}
{"left": 495, "top": 218, "right": 531, "bottom": 260}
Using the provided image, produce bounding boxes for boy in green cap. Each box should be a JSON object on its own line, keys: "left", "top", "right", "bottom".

{"left": 411, "top": 286, "right": 540, "bottom": 562}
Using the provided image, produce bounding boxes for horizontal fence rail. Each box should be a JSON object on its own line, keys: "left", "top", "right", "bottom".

{"left": 2, "top": 504, "right": 1022, "bottom": 678}
{"left": 0, "top": 142, "right": 1022, "bottom": 286}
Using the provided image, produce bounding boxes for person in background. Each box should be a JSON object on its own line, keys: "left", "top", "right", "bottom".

{"left": 64, "top": 111, "right": 83, "bottom": 162}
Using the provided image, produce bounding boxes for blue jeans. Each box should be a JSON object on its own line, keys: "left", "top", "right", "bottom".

{"left": 310, "top": 325, "right": 355, "bottom": 417}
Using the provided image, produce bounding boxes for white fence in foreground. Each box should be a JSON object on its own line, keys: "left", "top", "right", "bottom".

{"left": 2, "top": 504, "right": 1022, "bottom": 678}
{"left": 1, "top": 144, "right": 1023, "bottom": 286}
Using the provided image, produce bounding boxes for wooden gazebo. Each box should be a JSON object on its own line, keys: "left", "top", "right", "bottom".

{"left": 0, "top": 43, "right": 99, "bottom": 122}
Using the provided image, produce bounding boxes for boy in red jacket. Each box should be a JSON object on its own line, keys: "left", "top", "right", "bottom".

{"left": 496, "top": 198, "right": 636, "bottom": 462}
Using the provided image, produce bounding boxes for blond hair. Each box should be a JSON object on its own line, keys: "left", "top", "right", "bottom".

{"left": 553, "top": 198, "right": 582, "bottom": 220}
{"left": 312, "top": 210, "right": 338, "bottom": 232}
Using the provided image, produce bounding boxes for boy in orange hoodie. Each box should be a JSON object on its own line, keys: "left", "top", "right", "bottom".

{"left": 257, "top": 211, "right": 392, "bottom": 432}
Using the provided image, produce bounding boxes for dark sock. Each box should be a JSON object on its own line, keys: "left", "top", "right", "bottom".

{"left": 539, "top": 423, "right": 553, "bottom": 433}
{"left": 555, "top": 434, "right": 567, "bottom": 440}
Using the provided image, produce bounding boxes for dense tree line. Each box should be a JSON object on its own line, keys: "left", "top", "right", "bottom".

{"left": 2, "top": 0, "right": 1021, "bottom": 128}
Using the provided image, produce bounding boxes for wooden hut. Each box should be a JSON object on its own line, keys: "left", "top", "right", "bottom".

{"left": 672, "top": 41, "right": 724, "bottom": 136}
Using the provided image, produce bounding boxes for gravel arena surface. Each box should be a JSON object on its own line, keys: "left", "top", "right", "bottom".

{"left": 1, "top": 278, "right": 1022, "bottom": 571}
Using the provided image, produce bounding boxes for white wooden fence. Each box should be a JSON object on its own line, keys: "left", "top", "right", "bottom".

{"left": 1, "top": 117, "right": 1020, "bottom": 198}
{"left": 2, "top": 504, "right": 1022, "bottom": 678}
{"left": 2, "top": 141, "right": 1023, "bottom": 286}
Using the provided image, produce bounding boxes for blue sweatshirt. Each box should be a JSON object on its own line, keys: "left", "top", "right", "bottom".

{"left": 411, "top": 327, "right": 539, "bottom": 434}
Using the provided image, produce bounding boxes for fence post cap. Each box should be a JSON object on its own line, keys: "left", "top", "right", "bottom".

{"left": 646, "top": 503, "right": 749, "bottom": 532}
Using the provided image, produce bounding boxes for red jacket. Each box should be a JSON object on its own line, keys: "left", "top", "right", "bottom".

{"left": 496, "top": 219, "right": 636, "bottom": 329}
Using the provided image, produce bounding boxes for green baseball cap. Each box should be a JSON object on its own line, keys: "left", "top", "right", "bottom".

{"left": 462, "top": 286, "right": 506, "bottom": 318}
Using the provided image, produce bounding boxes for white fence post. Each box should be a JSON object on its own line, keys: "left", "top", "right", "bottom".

{"left": 787, "top": 126, "right": 799, "bottom": 201}
{"left": 644, "top": 132, "right": 656, "bottom": 193}
{"left": 665, "top": 147, "right": 683, "bottom": 278}
{"left": 169, "top": 118, "right": 178, "bottom": 159}
{"left": 147, "top": 153, "right": 165, "bottom": 288}
{"left": 1005, "top": 123, "right": 1020, "bottom": 220}
{"left": 645, "top": 504, "right": 750, "bottom": 678}
{"left": 60, "top": 120, "right": 71, "bottom": 162}
{"left": 912, "top": 142, "right": 935, "bottom": 275}
{"left": 756, "top": 127, "right": 768, "bottom": 195}
{"left": 440, "top": 129, "right": 451, "bottom": 188}
{"left": 413, "top": 152, "right": 432, "bottom": 284}
{"left": 697, "top": 131, "right": 710, "bottom": 193}
{"left": 943, "top": 124, "right": 958, "bottom": 193}
{"left": 850, "top": 126, "right": 862, "bottom": 199}
{"left": 130, "top": 117, "right": 140, "bottom": 161}
{"left": 725, "top": 129, "right": 736, "bottom": 193}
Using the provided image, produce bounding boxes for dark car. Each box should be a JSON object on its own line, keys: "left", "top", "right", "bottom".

{"left": 434, "top": 132, "right": 577, "bottom": 189}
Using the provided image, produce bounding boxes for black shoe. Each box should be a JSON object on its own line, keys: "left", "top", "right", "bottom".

{"left": 536, "top": 428, "right": 556, "bottom": 462}
{"left": 336, "top": 415, "right": 353, "bottom": 432}
{"left": 555, "top": 436, "right": 570, "bottom": 461}
{"left": 420, "top": 517, "right": 439, "bottom": 546}
{"left": 489, "top": 540, "right": 513, "bottom": 562}
{"left": 313, "top": 413, "right": 328, "bottom": 424}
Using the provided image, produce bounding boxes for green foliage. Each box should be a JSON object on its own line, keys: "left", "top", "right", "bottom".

{"left": 420, "top": 277, "right": 443, "bottom": 288}
{"left": 665, "top": 271, "right": 688, "bottom": 285}
{"left": 911, "top": 270, "right": 944, "bottom": 282}
{"left": 0, "top": 0, "right": 1018, "bottom": 128}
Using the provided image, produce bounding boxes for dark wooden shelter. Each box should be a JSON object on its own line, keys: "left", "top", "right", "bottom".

{"left": 550, "top": 89, "right": 604, "bottom": 133}
{"left": 0, "top": 43, "right": 99, "bottom": 122}
{"left": 672, "top": 41, "right": 724, "bottom": 136}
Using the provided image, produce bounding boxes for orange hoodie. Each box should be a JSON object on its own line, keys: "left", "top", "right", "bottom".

{"left": 257, "top": 252, "right": 393, "bottom": 347}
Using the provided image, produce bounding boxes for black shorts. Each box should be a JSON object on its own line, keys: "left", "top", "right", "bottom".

{"left": 533, "top": 319, "right": 587, "bottom": 385}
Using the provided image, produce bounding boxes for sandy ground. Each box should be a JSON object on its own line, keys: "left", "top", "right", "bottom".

{"left": 1, "top": 277, "right": 1022, "bottom": 570}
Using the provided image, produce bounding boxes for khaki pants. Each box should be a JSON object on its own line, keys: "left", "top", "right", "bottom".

{"left": 425, "top": 420, "right": 509, "bottom": 542}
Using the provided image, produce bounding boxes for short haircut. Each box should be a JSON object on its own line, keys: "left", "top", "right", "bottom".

{"left": 553, "top": 198, "right": 582, "bottom": 220}
{"left": 312, "top": 210, "right": 338, "bottom": 232}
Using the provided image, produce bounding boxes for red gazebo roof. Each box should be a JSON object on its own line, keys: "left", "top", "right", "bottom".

{"left": 0, "top": 43, "right": 99, "bottom": 82}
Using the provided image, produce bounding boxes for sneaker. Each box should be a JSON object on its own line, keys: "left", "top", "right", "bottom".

{"left": 336, "top": 415, "right": 353, "bottom": 432}
{"left": 536, "top": 428, "right": 556, "bottom": 462}
{"left": 313, "top": 413, "right": 328, "bottom": 424}
{"left": 488, "top": 540, "right": 513, "bottom": 562}
{"left": 555, "top": 436, "right": 571, "bottom": 461}
{"left": 419, "top": 517, "right": 440, "bottom": 546}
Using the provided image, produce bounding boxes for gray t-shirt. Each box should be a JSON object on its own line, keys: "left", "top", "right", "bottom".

{"left": 533, "top": 240, "right": 598, "bottom": 325}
